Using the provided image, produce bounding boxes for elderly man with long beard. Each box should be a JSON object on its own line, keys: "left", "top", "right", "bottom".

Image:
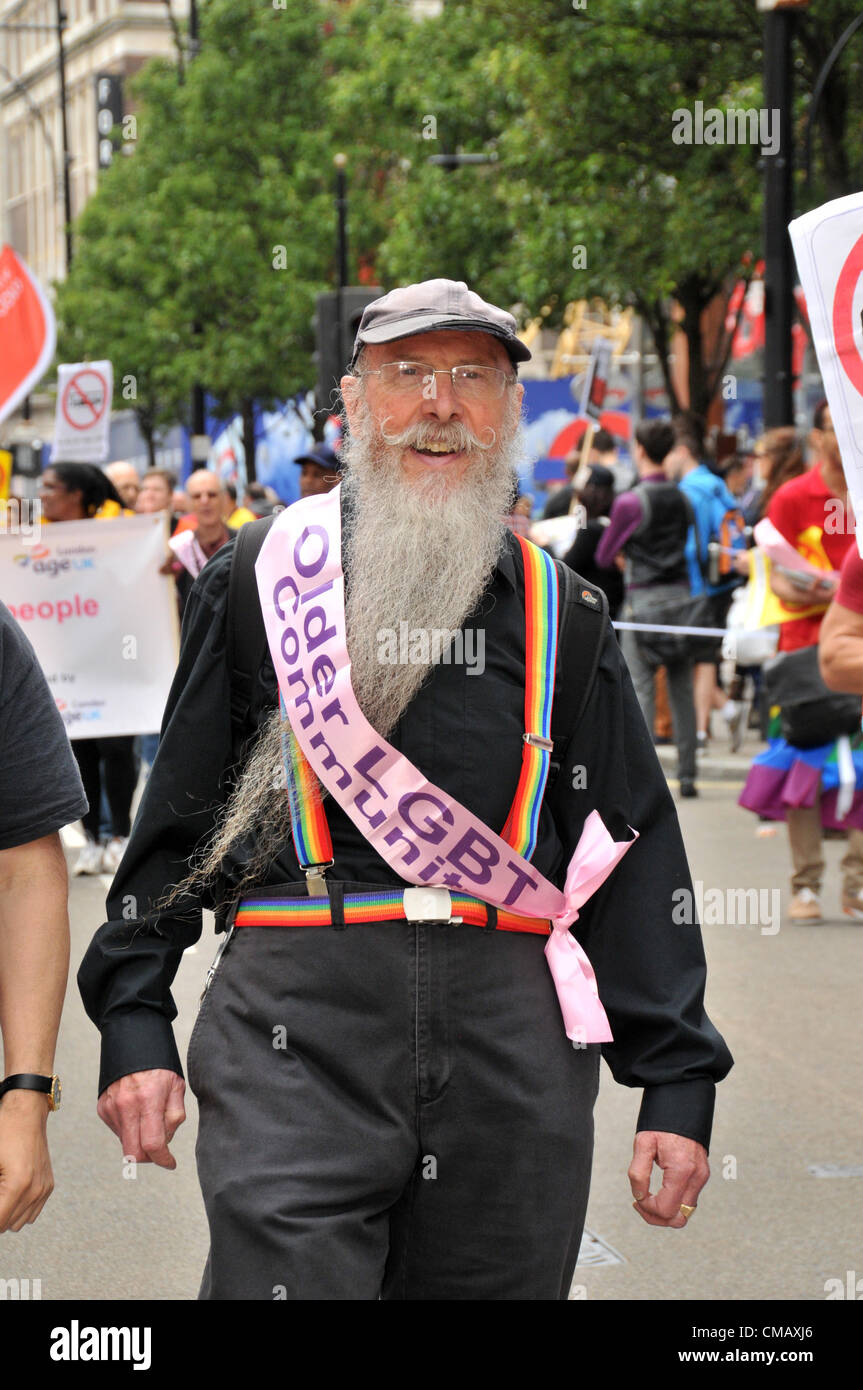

{"left": 79, "top": 280, "right": 731, "bottom": 1301}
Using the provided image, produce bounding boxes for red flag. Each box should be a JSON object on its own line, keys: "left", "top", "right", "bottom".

{"left": 0, "top": 244, "right": 56, "bottom": 424}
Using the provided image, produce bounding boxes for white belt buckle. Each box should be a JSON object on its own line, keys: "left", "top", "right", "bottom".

{"left": 403, "top": 886, "right": 461, "bottom": 924}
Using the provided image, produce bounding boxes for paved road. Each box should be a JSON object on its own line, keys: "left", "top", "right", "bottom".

{"left": 579, "top": 779, "right": 863, "bottom": 1303}
{"left": 2, "top": 771, "right": 861, "bottom": 1301}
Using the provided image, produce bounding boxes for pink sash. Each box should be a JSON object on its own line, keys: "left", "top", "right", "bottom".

{"left": 254, "top": 487, "right": 638, "bottom": 1042}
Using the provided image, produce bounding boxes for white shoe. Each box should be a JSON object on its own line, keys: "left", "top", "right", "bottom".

{"left": 789, "top": 887, "right": 823, "bottom": 923}
{"left": 101, "top": 836, "right": 129, "bottom": 875}
{"left": 73, "top": 841, "right": 105, "bottom": 876}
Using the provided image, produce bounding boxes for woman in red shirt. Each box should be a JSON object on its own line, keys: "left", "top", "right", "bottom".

{"left": 738, "top": 403, "right": 863, "bottom": 923}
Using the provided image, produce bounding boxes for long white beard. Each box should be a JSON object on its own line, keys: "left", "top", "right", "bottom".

{"left": 152, "top": 389, "right": 526, "bottom": 906}
{"left": 341, "top": 400, "right": 524, "bottom": 736}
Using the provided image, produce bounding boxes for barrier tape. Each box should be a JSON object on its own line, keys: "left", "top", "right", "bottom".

{"left": 613, "top": 621, "right": 732, "bottom": 637}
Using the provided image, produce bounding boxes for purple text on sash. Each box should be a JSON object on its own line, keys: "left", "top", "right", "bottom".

{"left": 269, "top": 528, "right": 543, "bottom": 909}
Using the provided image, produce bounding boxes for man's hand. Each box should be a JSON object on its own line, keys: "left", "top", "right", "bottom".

{"left": 97, "top": 1069, "right": 186, "bottom": 1170}
{"left": 628, "top": 1129, "right": 709, "bottom": 1228}
{"left": 0, "top": 1090, "right": 54, "bottom": 1233}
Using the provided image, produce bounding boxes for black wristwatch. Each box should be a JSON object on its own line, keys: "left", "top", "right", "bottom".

{"left": 0, "top": 1074, "right": 61, "bottom": 1111}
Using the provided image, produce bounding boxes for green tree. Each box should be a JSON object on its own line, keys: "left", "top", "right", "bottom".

{"left": 57, "top": 0, "right": 863, "bottom": 446}
{"left": 330, "top": 0, "right": 863, "bottom": 418}
{"left": 57, "top": 0, "right": 342, "bottom": 472}
{"left": 55, "top": 109, "right": 190, "bottom": 467}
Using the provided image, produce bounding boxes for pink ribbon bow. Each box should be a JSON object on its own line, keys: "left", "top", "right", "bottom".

{"left": 545, "top": 810, "right": 638, "bottom": 1044}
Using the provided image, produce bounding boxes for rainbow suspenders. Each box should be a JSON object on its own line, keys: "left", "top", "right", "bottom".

{"left": 235, "top": 537, "right": 560, "bottom": 933}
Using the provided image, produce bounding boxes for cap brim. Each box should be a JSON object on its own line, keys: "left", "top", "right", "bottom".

{"left": 355, "top": 314, "right": 532, "bottom": 364}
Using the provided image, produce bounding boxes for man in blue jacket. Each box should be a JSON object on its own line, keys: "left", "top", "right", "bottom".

{"left": 669, "top": 419, "right": 746, "bottom": 746}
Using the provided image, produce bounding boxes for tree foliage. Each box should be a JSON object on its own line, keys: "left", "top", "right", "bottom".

{"left": 55, "top": 0, "right": 863, "bottom": 441}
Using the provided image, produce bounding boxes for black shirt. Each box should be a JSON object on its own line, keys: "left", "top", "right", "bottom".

{"left": 78, "top": 522, "right": 732, "bottom": 1147}
{"left": 0, "top": 601, "right": 89, "bottom": 848}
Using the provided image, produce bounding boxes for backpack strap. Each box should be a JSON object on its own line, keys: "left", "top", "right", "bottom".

{"left": 546, "top": 561, "right": 609, "bottom": 791}
{"left": 226, "top": 514, "right": 277, "bottom": 765}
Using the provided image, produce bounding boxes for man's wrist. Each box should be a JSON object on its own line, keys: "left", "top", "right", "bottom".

{"left": 636, "top": 1078, "right": 716, "bottom": 1152}
{"left": 98, "top": 1009, "right": 183, "bottom": 1096}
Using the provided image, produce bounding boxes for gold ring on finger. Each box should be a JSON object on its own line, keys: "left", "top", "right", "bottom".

{"left": 679, "top": 1203, "right": 697, "bottom": 1220}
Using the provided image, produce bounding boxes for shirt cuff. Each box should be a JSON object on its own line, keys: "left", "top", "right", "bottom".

{"left": 636, "top": 1079, "right": 717, "bottom": 1152}
{"left": 97, "top": 1009, "right": 184, "bottom": 1097}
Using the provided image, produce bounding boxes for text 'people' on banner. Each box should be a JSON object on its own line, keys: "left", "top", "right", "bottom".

{"left": 0, "top": 512, "right": 178, "bottom": 738}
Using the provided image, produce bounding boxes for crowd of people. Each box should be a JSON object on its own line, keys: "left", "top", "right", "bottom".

{"left": 14, "top": 394, "right": 858, "bottom": 909}
{"left": 528, "top": 400, "right": 863, "bottom": 920}
{"left": 28, "top": 450, "right": 340, "bottom": 879}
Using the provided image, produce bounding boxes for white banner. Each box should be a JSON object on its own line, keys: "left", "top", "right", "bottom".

{"left": 789, "top": 193, "right": 863, "bottom": 557}
{"left": 0, "top": 514, "right": 179, "bottom": 737}
{"left": 51, "top": 360, "right": 113, "bottom": 463}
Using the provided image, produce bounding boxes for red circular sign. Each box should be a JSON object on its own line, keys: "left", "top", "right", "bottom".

{"left": 832, "top": 232, "right": 863, "bottom": 399}
{"left": 61, "top": 368, "right": 108, "bottom": 430}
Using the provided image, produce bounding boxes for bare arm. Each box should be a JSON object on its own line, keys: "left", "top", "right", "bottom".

{"left": 819, "top": 599, "right": 863, "bottom": 694}
{"left": 0, "top": 832, "right": 70, "bottom": 1231}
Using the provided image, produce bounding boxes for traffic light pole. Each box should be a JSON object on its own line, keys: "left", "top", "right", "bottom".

{"left": 334, "top": 152, "right": 349, "bottom": 404}
{"left": 185, "top": 0, "right": 209, "bottom": 467}
{"left": 762, "top": 9, "right": 795, "bottom": 428}
{"left": 803, "top": 10, "right": 863, "bottom": 190}
{"left": 54, "top": 0, "right": 73, "bottom": 272}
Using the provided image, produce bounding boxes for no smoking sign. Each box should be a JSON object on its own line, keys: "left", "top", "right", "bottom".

{"left": 51, "top": 359, "right": 113, "bottom": 462}
{"left": 62, "top": 368, "right": 108, "bottom": 430}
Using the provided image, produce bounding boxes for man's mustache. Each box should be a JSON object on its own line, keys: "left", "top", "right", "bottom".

{"left": 378, "top": 419, "right": 496, "bottom": 452}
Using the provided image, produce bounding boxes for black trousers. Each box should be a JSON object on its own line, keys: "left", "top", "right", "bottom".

{"left": 71, "top": 735, "right": 138, "bottom": 841}
{"left": 187, "top": 916, "right": 600, "bottom": 1301}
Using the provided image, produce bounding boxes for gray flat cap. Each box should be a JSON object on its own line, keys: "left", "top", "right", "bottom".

{"left": 349, "top": 278, "right": 531, "bottom": 370}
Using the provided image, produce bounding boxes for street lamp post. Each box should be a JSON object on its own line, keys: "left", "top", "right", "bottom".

{"left": 0, "top": 10, "right": 73, "bottom": 273}
{"left": 426, "top": 151, "right": 497, "bottom": 283}
{"left": 334, "top": 152, "right": 349, "bottom": 386}
{"left": 0, "top": 9, "right": 72, "bottom": 424}
{"left": 183, "top": 0, "right": 207, "bottom": 454}
{"left": 803, "top": 10, "right": 863, "bottom": 192}
{"left": 761, "top": 7, "right": 796, "bottom": 428}
{"left": 54, "top": 0, "right": 73, "bottom": 271}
